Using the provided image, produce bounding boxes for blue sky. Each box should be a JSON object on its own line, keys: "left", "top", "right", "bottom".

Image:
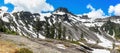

{"left": 46, "top": 0, "right": 120, "bottom": 15}
{"left": 0, "top": 0, "right": 14, "bottom": 12}
{"left": 0, "top": 0, "right": 120, "bottom": 17}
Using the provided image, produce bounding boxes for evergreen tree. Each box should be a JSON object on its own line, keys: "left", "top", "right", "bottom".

{"left": 57, "top": 22, "right": 62, "bottom": 39}
{"left": 44, "top": 17, "right": 50, "bottom": 38}
{"left": 34, "top": 18, "right": 43, "bottom": 38}
{"left": 62, "top": 26, "right": 66, "bottom": 40}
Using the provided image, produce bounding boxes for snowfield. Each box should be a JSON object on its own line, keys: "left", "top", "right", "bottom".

{"left": 96, "top": 34, "right": 113, "bottom": 48}
{"left": 1, "top": 17, "right": 9, "bottom": 22}
{"left": 92, "top": 49, "right": 110, "bottom": 53}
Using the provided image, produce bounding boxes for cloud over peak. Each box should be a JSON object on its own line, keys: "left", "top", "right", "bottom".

{"left": 87, "top": 4, "right": 95, "bottom": 11}
{"left": 84, "top": 4, "right": 106, "bottom": 18}
{"left": 108, "top": 4, "right": 120, "bottom": 16}
{"left": 4, "top": 0, "right": 54, "bottom": 13}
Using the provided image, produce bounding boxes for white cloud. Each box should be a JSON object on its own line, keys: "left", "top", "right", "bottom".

{"left": 108, "top": 6, "right": 114, "bottom": 14}
{"left": 108, "top": 4, "right": 120, "bottom": 16}
{"left": 0, "top": 6, "right": 8, "bottom": 12}
{"left": 87, "top": 4, "right": 95, "bottom": 11}
{"left": 83, "top": 4, "right": 106, "bottom": 18}
{"left": 4, "top": 0, "right": 54, "bottom": 13}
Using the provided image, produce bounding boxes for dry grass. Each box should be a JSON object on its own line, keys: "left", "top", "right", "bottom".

{"left": 0, "top": 40, "right": 33, "bottom": 53}
{"left": 116, "top": 46, "right": 120, "bottom": 52}
{"left": 0, "top": 40, "right": 18, "bottom": 53}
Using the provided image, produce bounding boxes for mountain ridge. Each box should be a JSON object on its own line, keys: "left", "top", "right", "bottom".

{"left": 0, "top": 7, "right": 120, "bottom": 53}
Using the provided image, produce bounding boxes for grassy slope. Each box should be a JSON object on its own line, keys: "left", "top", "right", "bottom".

{"left": 0, "top": 40, "right": 33, "bottom": 53}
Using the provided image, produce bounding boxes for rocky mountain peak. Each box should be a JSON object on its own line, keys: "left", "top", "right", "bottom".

{"left": 55, "top": 7, "right": 69, "bottom": 13}
{"left": 80, "top": 15, "right": 90, "bottom": 19}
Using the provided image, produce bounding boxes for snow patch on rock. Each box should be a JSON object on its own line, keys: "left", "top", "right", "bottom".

{"left": 92, "top": 49, "right": 110, "bottom": 53}
{"left": 56, "top": 44, "right": 66, "bottom": 49}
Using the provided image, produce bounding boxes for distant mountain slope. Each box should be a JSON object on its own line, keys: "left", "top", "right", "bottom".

{"left": 0, "top": 8, "right": 101, "bottom": 42}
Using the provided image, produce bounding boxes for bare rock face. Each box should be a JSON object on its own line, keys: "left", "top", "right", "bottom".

{"left": 55, "top": 7, "right": 69, "bottom": 13}
{"left": 0, "top": 33, "right": 94, "bottom": 53}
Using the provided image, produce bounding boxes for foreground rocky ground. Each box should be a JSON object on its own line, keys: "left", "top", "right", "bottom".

{"left": 0, "top": 33, "right": 91, "bottom": 53}
{"left": 1, "top": 33, "right": 120, "bottom": 53}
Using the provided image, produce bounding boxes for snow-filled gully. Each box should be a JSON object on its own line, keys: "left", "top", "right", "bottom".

{"left": 90, "top": 33, "right": 120, "bottom": 53}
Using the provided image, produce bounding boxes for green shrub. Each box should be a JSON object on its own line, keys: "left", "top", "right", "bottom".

{"left": 16, "top": 48, "right": 33, "bottom": 53}
{"left": 5, "top": 29, "right": 18, "bottom": 35}
{"left": 65, "top": 40, "right": 80, "bottom": 45}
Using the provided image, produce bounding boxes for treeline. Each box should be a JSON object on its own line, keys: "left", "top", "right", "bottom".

{"left": 101, "top": 20, "right": 120, "bottom": 39}
{"left": 34, "top": 16, "right": 67, "bottom": 40}
{"left": 0, "top": 19, "right": 18, "bottom": 35}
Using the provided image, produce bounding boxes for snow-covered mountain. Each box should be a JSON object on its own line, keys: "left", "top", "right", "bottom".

{"left": 0, "top": 8, "right": 120, "bottom": 53}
